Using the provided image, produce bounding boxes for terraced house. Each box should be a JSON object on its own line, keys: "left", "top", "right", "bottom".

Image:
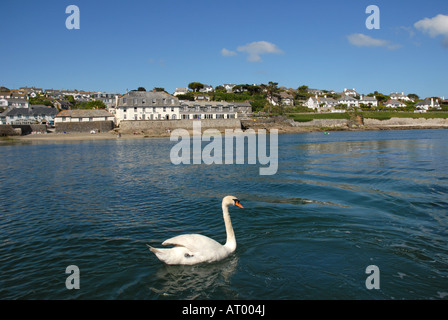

{"left": 179, "top": 101, "right": 251, "bottom": 120}
{"left": 0, "top": 105, "right": 58, "bottom": 125}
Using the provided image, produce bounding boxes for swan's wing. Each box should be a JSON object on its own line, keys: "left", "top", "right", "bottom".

{"left": 162, "top": 234, "right": 223, "bottom": 253}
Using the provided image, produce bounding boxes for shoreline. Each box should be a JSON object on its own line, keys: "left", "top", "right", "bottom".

{"left": 2, "top": 125, "right": 447, "bottom": 144}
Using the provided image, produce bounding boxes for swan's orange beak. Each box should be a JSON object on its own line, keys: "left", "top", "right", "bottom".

{"left": 235, "top": 200, "right": 244, "bottom": 208}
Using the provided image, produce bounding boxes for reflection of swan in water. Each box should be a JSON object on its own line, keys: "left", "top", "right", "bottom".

{"left": 148, "top": 196, "right": 243, "bottom": 265}
{"left": 150, "top": 255, "right": 239, "bottom": 299}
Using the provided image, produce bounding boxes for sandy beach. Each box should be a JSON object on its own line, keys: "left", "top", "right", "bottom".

{"left": 2, "top": 131, "right": 166, "bottom": 143}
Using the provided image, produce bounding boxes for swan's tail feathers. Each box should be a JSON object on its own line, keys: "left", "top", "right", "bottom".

{"left": 146, "top": 244, "right": 160, "bottom": 253}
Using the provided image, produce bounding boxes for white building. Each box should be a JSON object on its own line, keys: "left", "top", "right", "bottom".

{"left": 91, "top": 92, "right": 120, "bottom": 108}
{"left": 415, "top": 98, "right": 441, "bottom": 110}
{"left": 337, "top": 95, "right": 359, "bottom": 108}
{"left": 0, "top": 98, "right": 8, "bottom": 109}
{"left": 359, "top": 95, "right": 378, "bottom": 107}
{"left": 2, "top": 105, "right": 58, "bottom": 125}
{"left": 385, "top": 100, "right": 406, "bottom": 108}
{"left": 179, "top": 101, "right": 251, "bottom": 119}
{"left": 199, "top": 85, "right": 214, "bottom": 93}
{"left": 115, "top": 91, "right": 181, "bottom": 124}
{"left": 343, "top": 88, "right": 358, "bottom": 97}
{"left": 390, "top": 92, "right": 413, "bottom": 102}
{"left": 223, "top": 84, "right": 236, "bottom": 92}
{"left": 6, "top": 99, "right": 29, "bottom": 108}
{"left": 306, "top": 95, "right": 338, "bottom": 110}
{"left": 55, "top": 109, "right": 115, "bottom": 124}
{"left": 173, "top": 88, "right": 189, "bottom": 96}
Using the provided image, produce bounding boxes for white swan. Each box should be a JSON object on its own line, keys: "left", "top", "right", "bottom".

{"left": 147, "top": 196, "right": 243, "bottom": 265}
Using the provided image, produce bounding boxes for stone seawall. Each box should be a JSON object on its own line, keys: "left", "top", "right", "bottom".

{"left": 363, "top": 117, "right": 448, "bottom": 128}
{"left": 55, "top": 121, "right": 115, "bottom": 133}
{"left": 119, "top": 119, "right": 242, "bottom": 135}
{"left": 12, "top": 124, "right": 48, "bottom": 135}
{"left": 0, "top": 125, "right": 21, "bottom": 136}
{"left": 289, "top": 119, "right": 350, "bottom": 127}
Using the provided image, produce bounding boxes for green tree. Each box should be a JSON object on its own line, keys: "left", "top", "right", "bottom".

{"left": 188, "top": 82, "right": 204, "bottom": 92}
{"left": 408, "top": 93, "right": 419, "bottom": 101}
{"left": 176, "top": 93, "right": 195, "bottom": 101}
{"left": 298, "top": 85, "right": 308, "bottom": 92}
{"left": 215, "top": 85, "right": 226, "bottom": 93}
{"left": 65, "top": 95, "right": 75, "bottom": 103}
{"left": 137, "top": 87, "right": 146, "bottom": 91}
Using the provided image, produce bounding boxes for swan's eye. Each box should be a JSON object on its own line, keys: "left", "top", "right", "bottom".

{"left": 233, "top": 199, "right": 244, "bottom": 208}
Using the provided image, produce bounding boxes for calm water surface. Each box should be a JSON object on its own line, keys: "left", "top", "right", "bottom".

{"left": 0, "top": 129, "right": 447, "bottom": 299}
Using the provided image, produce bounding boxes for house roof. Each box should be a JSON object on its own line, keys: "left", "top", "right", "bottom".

{"left": 360, "top": 96, "right": 377, "bottom": 101}
{"left": 386, "top": 100, "right": 405, "bottom": 105}
{"left": 5, "top": 105, "right": 59, "bottom": 116}
{"left": 415, "top": 99, "right": 440, "bottom": 106}
{"left": 338, "top": 95, "right": 357, "bottom": 101}
{"left": 118, "top": 91, "right": 179, "bottom": 106}
{"left": 56, "top": 109, "right": 114, "bottom": 118}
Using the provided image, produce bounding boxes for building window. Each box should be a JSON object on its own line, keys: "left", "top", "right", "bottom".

{"left": 123, "top": 98, "right": 127, "bottom": 104}
{"left": 142, "top": 99, "right": 146, "bottom": 104}
{"left": 163, "top": 107, "right": 166, "bottom": 112}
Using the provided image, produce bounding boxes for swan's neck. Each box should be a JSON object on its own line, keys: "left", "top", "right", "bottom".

{"left": 222, "top": 204, "right": 236, "bottom": 252}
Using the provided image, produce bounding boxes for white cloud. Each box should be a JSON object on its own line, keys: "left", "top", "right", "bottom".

{"left": 221, "top": 48, "right": 237, "bottom": 57}
{"left": 347, "top": 33, "right": 401, "bottom": 50}
{"left": 414, "top": 14, "right": 448, "bottom": 47}
{"left": 347, "top": 33, "right": 388, "bottom": 47}
{"left": 236, "top": 41, "right": 283, "bottom": 62}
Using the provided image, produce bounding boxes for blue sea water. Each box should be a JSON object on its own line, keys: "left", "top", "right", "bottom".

{"left": 0, "top": 129, "right": 447, "bottom": 299}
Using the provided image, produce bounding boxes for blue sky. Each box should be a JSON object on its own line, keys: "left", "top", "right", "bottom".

{"left": 1, "top": 0, "right": 447, "bottom": 98}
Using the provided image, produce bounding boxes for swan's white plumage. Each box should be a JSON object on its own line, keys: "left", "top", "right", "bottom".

{"left": 148, "top": 196, "right": 243, "bottom": 265}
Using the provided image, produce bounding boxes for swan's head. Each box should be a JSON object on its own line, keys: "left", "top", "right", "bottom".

{"left": 223, "top": 195, "right": 244, "bottom": 208}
